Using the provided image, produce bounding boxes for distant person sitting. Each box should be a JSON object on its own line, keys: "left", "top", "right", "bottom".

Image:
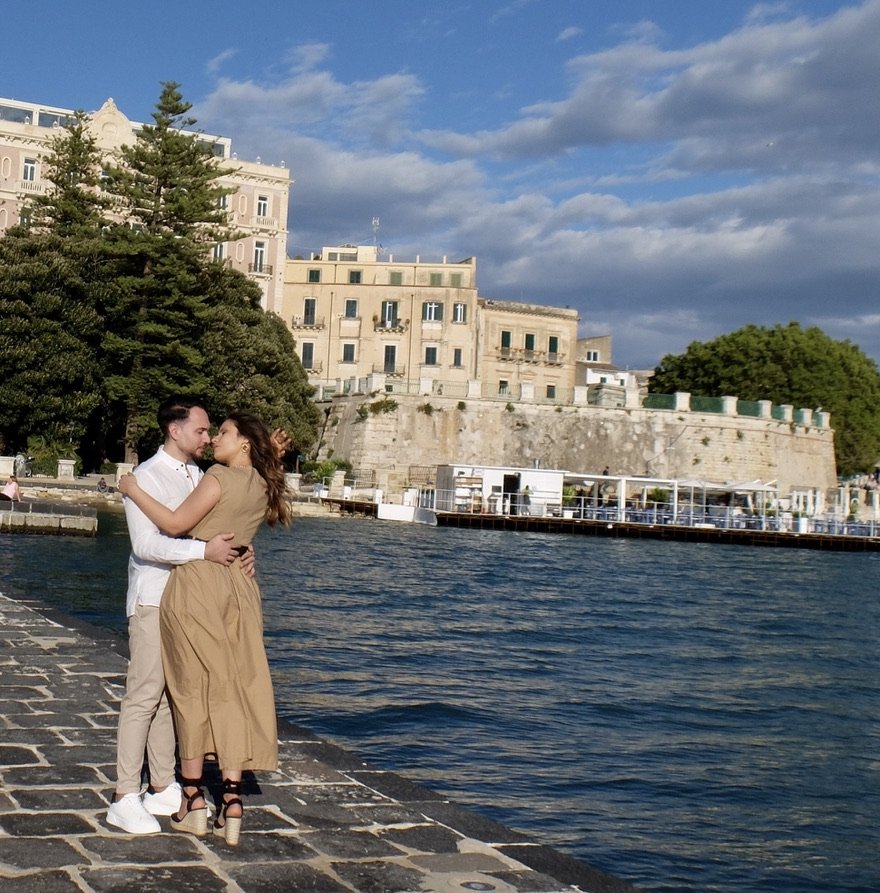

{"left": 2, "top": 475, "right": 22, "bottom": 501}
{"left": 97, "top": 477, "right": 109, "bottom": 493}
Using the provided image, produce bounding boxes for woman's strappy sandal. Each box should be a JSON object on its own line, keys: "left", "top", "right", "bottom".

{"left": 170, "top": 776, "right": 208, "bottom": 837}
{"left": 213, "top": 778, "right": 243, "bottom": 846}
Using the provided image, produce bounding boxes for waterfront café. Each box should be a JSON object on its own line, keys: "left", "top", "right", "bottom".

{"left": 562, "top": 473, "right": 781, "bottom": 529}
{"left": 433, "top": 464, "right": 566, "bottom": 516}
{"left": 431, "top": 464, "right": 782, "bottom": 528}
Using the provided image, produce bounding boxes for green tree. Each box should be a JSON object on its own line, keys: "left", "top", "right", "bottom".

{"left": 650, "top": 322, "right": 880, "bottom": 476}
{"left": 0, "top": 84, "right": 320, "bottom": 466}
{"left": 0, "top": 111, "right": 108, "bottom": 455}
{"left": 101, "top": 82, "right": 238, "bottom": 461}
{"left": 0, "top": 235, "right": 104, "bottom": 453}
{"left": 195, "top": 264, "right": 320, "bottom": 461}
{"left": 27, "top": 110, "right": 113, "bottom": 237}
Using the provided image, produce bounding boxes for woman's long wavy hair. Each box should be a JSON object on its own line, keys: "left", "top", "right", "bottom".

{"left": 225, "top": 411, "right": 291, "bottom": 527}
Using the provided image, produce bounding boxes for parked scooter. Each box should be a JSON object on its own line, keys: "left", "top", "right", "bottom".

{"left": 13, "top": 454, "right": 34, "bottom": 478}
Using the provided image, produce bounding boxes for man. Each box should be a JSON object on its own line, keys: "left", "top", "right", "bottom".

{"left": 106, "top": 396, "right": 244, "bottom": 834}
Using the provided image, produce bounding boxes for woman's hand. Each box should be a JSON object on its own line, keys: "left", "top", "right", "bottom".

{"left": 270, "top": 428, "right": 291, "bottom": 460}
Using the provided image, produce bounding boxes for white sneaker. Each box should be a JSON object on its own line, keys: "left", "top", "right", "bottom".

{"left": 143, "top": 781, "right": 182, "bottom": 816}
{"left": 106, "top": 793, "right": 162, "bottom": 834}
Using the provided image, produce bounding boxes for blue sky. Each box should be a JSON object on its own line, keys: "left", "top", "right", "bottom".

{"left": 5, "top": 0, "right": 879, "bottom": 370}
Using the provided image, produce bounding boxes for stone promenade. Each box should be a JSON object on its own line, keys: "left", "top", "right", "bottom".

{"left": 0, "top": 592, "right": 640, "bottom": 893}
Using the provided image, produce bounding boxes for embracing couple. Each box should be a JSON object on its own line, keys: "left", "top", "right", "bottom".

{"left": 106, "top": 395, "right": 291, "bottom": 847}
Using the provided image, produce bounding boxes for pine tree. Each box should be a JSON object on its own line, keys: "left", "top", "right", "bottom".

{"left": 0, "top": 84, "right": 320, "bottom": 466}
{"left": 0, "top": 111, "right": 107, "bottom": 455}
{"left": 102, "top": 82, "right": 238, "bottom": 461}
{"left": 196, "top": 264, "right": 321, "bottom": 462}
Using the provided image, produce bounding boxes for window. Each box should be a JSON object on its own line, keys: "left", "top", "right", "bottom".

{"left": 450, "top": 273, "right": 462, "bottom": 287}
{"left": 308, "top": 268, "right": 320, "bottom": 283}
{"left": 253, "top": 241, "right": 266, "bottom": 272}
{"left": 303, "top": 297, "right": 317, "bottom": 326}
{"left": 453, "top": 302, "right": 467, "bottom": 323}
{"left": 217, "top": 194, "right": 228, "bottom": 210}
{"left": 22, "top": 158, "right": 36, "bottom": 181}
{"left": 546, "top": 384, "right": 556, "bottom": 399}
{"left": 389, "top": 271, "right": 402, "bottom": 285}
{"left": 524, "top": 333, "right": 536, "bottom": 351}
{"left": 453, "top": 348, "right": 463, "bottom": 368}
{"left": 256, "top": 195, "right": 268, "bottom": 217}
{"left": 499, "top": 380, "right": 509, "bottom": 396}
{"left": 212, "top": 242, "right": 225, "bottom": 262}
{"left": 585, "top": 350, "right": 600, "bottom": 362}
{"left": 380, "top": 300, "right": 398, "bottom": 327}
{"left": 424, "top": 346, "right": 438, "bottom": 365}
{"left": 342, "top": 343, "right": 356, "bottom": 363}
{"left": 429, "top": 272, "right": 442, "bottom": 286}
{"left": 349, "top": 270, "right": 362, "bottom": 284}
{"left": 300, "top": 343, "right": 314, "bottom": 369}
{"left": 548, "top": 336, "right": 559, "bottom": 354}
{"left": 500, "top": 330, "right": 511, "bottom": 357}
{"left": 383, "top": 344, "right": 397, "bottom": 373}
{"left": 344, "top": 298, "right": 358, "bottom": 319}
{"left": 422, "top": 301, "right": 443, "bottom": 322}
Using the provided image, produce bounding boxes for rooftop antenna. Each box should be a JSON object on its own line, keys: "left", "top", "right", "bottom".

{"left": 372, "top": 217, "right": 383, "bottom": 254}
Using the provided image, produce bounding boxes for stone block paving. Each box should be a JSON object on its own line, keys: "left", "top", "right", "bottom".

{"left": 0, "top": 593, "right": 640, "bottom": 893}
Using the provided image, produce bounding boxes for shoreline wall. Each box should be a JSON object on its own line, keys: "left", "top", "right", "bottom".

{"left": 317, "top": 394, "right": 837, "bottom": 496}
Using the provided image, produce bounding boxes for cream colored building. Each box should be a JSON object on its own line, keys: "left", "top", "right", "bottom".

{"left": 283, "top": 245, "right": 480, "bottom": 396}
{"left": 477, "top": 299, "right": 579, "bottom": 403}
{"left": 0, "top": 96, "right": 289, "bottom": 311}
{"left": 282, "top": 246, "right": 580, "bottom": 401}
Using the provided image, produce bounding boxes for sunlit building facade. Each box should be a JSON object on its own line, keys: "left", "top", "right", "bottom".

{"left": 0, "top": 95, "right": 289, "bottom": 311}
{"left": 283, "top": 245, "right": 580, "bottom": 400}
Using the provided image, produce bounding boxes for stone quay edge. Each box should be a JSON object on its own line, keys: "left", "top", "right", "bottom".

{"left": 0, "top": 591, "right": 641, "bottom": 893}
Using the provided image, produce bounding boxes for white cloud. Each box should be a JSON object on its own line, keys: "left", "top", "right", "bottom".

{"left": 195, "top": 2, "right": 880, "bottom": 368}
{"left": 206, "top": 48, "right": 237, "bottom": 76}
{"left": 556, "top": 26, "right": 583, "bottom": 42}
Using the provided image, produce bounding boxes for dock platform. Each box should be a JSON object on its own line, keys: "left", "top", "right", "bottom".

{"left": 0, "top": 591, "right": 639, "bottom": 893}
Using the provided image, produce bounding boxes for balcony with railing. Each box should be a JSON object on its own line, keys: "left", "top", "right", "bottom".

{"left": 496, "top": 346, "right": 564, "bottom": 365}
{"left": 372, "top": 364, "right": 406, "bottom": 377}
{"left": 292, "top": 315, "right": 325, "bottom": 330}
{"left": 373, "top": 318, "right": 409, "bottom": 333}
{"left": 251, "top": 215, "right": 279, "bottom": 229}
{"left": 18, "top": 180, "right": 45, "bottom": 194}
{"left": 248, "top": 262, "right": 274, "bottom": 275}
{"left": 302, "top": 361, "right": 323, "bottom": 375}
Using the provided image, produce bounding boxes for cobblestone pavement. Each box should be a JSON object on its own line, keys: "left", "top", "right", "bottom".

{"left": 0, "top": 592, "right": 640, "bottom": 893}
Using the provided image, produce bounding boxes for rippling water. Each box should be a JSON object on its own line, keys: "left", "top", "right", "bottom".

{"left": 2, "top": 513, "right": 878, "bottom": 893}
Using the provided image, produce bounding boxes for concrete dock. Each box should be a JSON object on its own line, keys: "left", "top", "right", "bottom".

{"left": 0, "top": 592, "right": 640, "bottom": 893}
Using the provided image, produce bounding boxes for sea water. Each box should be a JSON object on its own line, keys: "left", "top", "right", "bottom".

{"left": 2, "top": 513, "right": 877, "bottom": 893}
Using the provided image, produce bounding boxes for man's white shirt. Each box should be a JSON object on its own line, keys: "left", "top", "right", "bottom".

{"left": 124, "top": 446, "right": 205, "bottom": 617}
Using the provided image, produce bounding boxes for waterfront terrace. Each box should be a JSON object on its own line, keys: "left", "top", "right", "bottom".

{"left": 0, "top": 591, "right": 639, "bottom": 892}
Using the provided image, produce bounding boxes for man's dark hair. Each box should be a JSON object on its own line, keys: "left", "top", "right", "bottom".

{"left": 157, "top": 396, "right": 207, "bottom": 438}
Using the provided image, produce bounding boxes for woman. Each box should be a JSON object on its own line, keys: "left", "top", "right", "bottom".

{"left": 2, "top": 475, "right": 22, "bottom": 501}
{"left": 118, "top": 412, "right": 291, "bottom": 846}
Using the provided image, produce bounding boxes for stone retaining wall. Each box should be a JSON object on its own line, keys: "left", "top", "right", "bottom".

{"left": 317, "top": 394, "right": 838, "bottom": 497}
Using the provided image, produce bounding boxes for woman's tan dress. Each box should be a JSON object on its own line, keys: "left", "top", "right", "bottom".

{"left": 160, "top": 464, "right": 277, "bottom": 771}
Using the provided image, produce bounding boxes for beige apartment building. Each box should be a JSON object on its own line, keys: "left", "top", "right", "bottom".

{"left": 0, "top": 93, "right": 583, "bottom": 401}
{"left": 0, "top": 95, "right": 289, "bottom": 311}
{"left": 282, "top": 246, "right": 580, "bottom": 401}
